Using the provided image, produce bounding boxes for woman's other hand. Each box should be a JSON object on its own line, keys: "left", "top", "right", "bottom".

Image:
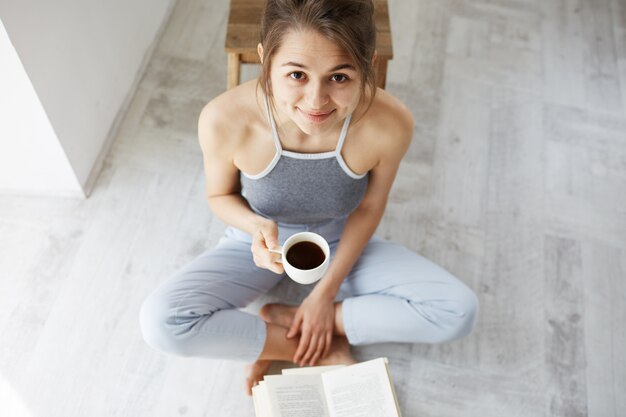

{"left": 251, "top": 220, "right": 285, "bottom": 274}
{"left": 287, "top": 290, "right": 335, "bottom": 366}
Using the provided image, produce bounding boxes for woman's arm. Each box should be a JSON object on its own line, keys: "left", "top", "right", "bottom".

{"left": 198, "top": 101, "right": 284, "bottom": 274}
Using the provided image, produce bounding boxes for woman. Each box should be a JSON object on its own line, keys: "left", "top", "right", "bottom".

{"left": 140, "top": 0, "right": 478, "bottom": 395}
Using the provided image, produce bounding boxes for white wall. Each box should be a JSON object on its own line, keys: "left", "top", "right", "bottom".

{"left": 0, "top": 20, "right": 81, "bottom": 197}
{"left": 0, "top": 0, "right": 174, "bottom": 197}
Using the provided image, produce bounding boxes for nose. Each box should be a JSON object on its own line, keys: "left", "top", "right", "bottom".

{"left": 305, "top": 80, "right": 329, "bottom": 109}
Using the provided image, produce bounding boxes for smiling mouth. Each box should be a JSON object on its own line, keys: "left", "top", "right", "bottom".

{"left": 298, "top": 108, "right": 335, "bottom": 123}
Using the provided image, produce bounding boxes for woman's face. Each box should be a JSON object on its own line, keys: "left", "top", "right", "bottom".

{"left": 265, "top": 29, "right": 363, "bottom": 136}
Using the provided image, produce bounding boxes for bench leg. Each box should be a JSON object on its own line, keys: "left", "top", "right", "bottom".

{"left": 227, "top": 53, "right": 241, "bottom": 89}
{"left": 375, "top": 59, "right": 388, "bottom": 90}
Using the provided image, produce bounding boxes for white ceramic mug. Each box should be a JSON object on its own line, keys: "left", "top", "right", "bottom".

{"left": 269, "top": 232, "right": 330, "bottom": 285}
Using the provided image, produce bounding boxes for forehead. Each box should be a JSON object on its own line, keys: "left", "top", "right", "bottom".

{"left": 273, "top": 29, "right": 354, "bottom": 67}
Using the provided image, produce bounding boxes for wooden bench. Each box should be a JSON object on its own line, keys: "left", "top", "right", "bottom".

{"left": 224, "top": 0, "right": 393, "bottom": 89}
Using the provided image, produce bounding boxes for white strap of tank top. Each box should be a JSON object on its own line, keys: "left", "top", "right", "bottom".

{"left": 334, "top": 113, "right": 352, "bottom": 155}
{"left": 263, "top": 94, "right": 283, "bottom": 153}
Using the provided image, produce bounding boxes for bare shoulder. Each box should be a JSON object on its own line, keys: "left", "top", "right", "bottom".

{"left": 197, "top": 80, "right": 265, "bottom": 159}
{"left": 357, "top": 88, "right": 414, "bottom": 161}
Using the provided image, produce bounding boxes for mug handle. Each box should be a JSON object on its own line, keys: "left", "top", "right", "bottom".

{"left": 269, "top": 247, "right": 283, "bottom": 263}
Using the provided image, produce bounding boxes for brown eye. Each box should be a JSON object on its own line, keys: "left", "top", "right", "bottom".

{"left": 290, "top": 72, "right": 305, "bottom": 80}
{"left": 331, "top": 74, "right": 349, "bottom": 83}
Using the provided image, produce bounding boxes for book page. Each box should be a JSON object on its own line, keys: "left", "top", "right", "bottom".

{"left": 252, "top": 382, "right": 271, "bottom": 417}
{"left": 264, "top": 374, "right": 330, "bottom": 417}
{"left": 321, "top": 358, "right": 401, "bottom": 417}
{"left": 282, "top": 365, "right": 346, "bottom": 375}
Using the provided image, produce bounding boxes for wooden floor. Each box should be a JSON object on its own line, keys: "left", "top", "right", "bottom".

{"left": 1, "top": 0, "right": 625, "bottom": 416}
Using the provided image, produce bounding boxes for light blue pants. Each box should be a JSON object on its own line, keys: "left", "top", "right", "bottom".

{"left": 140, "top": 218, "right": 478, "bottom": 362}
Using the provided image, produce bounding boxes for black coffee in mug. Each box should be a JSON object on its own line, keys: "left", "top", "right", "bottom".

{"left": 286, "top": 241, "right": 325, "bottom": 270}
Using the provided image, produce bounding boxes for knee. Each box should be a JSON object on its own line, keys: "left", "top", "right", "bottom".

{"left": 139, "top": 293, "right": 193, "bottom": 357}
{"left": 432, "top": 288, "right": 479, "bottom": 344}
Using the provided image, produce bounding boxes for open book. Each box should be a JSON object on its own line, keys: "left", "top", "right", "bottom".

{"left": 252, "top": 357, "right": 402, "bottom": 417}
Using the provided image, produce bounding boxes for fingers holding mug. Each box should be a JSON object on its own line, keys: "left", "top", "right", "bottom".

{"left": 251, "top": 223, "right": 284, "bottom": 274}
{"left": 268, "top": 247, "right": 283, "bottom": 262}
{"left": 266, "top": 256, "right": 285, "bottom": 274}
{"left": 267, "top": 246, "right": 285, "bottom": 274}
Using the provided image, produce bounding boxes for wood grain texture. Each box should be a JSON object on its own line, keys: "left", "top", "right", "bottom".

{"left": 1, "top": 0, "right": 625, "bottom": 416}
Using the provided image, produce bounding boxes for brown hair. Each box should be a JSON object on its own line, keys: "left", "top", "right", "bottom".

{"left": 258, "top": 0, "right": 377, "bottom": 108}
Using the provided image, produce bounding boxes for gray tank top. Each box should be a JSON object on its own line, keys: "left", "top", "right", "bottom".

{"left": 240, "top": 101, "right": 369, "bottom": 225}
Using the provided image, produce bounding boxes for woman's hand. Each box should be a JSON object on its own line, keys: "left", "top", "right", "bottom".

{"left": 287, "top": 289, "right": 335, "bottom": 366}
{"left": 251, "top": 220, "right": 284, "bottom": 274}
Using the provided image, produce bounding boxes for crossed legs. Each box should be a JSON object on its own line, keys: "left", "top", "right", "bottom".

{"left": 140, "top": 230, "right": 478, "bottom": 394}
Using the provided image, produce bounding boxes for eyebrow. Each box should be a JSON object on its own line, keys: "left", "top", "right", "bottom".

{"left": 281, "top": 62, "right": 357, "bottom": 72}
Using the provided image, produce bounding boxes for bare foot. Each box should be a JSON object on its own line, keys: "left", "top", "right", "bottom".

{"left": 259, "top": 303, "right": 298, "bottom": 329}
{"left": 318, "top": 336, "right": 357, "bottom": 366}
{"left": 245, "top": 339, "right": 355, "bottom": 394}
{"left": 245, "top": 359, "right": 272, "bottom": 396}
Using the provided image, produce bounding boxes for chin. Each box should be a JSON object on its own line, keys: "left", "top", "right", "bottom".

{"left": 298, "top": 119, "right": 335, "bottom": 136}
{"left": 293, "top": 122, "right": 320, "bottom": 136}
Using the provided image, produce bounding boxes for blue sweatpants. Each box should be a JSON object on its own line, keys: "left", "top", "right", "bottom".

{"left": 140, "top": 218, "right": 478, "bottom": 362}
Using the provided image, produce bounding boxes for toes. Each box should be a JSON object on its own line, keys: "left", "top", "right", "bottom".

{"left": 245, "top": 373, "right": 259, "bottom": 396}
{"left": 244, "top": 360, "right": 273, "bottom": 395}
